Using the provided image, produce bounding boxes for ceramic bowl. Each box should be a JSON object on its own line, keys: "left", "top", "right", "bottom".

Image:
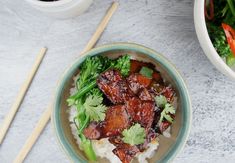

{"left": 194, "top": 0, "right": 235, "bottom": 80}
{"left": 52, "top": 43, "right": 192, "bottom": 163}
{"left": 25, "top": 0, "right": 93, "bottom": 19}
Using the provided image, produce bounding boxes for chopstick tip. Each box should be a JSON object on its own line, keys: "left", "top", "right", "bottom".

{"left": 112, "top": 1, "right": 119, "bottom": 7}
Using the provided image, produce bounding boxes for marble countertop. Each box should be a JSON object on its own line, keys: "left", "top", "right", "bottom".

{"left": 0, "top": 0, "right": 235, "bottom": 162}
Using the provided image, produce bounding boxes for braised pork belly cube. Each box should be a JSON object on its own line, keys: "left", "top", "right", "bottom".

{"left": 83, "top": 122, "right": 102, "bottom": 140}
{"left": 125, "top": 97, "right": 155, "bottom": 129}
{"left": 84, "top": 105, "right": 130, "bottom": 139}
{"left": 97, "top": 69, "right": 134, "bottom": 104}
{"left": 138, "top": 87, "right": 154, "bottom": 101}
{"left": 102, "top": 105, "right": 130, "bottom": 137}
{"left": 127, "top": 73, "right": 152, "bottom": 94}
{"left": 113, "top": 144, "right": 139, "bottom": 163}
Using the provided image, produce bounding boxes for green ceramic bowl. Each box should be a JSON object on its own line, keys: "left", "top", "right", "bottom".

{"left": 52, "top": 43, "right": 192, "bottom": 163}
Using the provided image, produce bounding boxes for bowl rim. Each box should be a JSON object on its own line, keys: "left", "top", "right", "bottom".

{"left": 25, "top": 0, "right": 79, "bottom": 8}
{"left": 194, "top": 0, "right": 235, "bottom": 80}
{"left": 52, "top": 42, "right": 192, "bottom": 163}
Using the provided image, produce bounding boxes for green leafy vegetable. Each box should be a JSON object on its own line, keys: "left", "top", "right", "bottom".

{"left": 206, "top": 0, "right": 235, "bottom": 66}
{"left": 139, "top": 66, "right": 153, "bottom": 78}
{"left": 112, "top": 54, "right": 131, "bottom": 76}
{"left": 155, "top": 95, "right": 167, "bottom": 108}
{"left": 226, "top": 52, "right": 235, "bottom": 66}
{"left": 66, "top": 55, "right": 131, "bottom": 161}
{"left": 227, "top": 0, "right": 235, "bottom": 16}
{"left": 155, "top": 95, "right": 175, "bottom": 123}
{"left": 122, "top": 123, "right": 146, "bottom": 145}
{"left": 67, "top": 80, "right": 97, "bottom": 106}
{"left": 77, "top": 56, "right": 103, "bottom": 89}
{"left": 68, "top": 56, "right": 109, "bottom": 161}
{"left": 79, "top": 134, "right": 97, "bottom": 161}
{"left": 84, "top": 95, "right": 107, "bottom": 122}
{"left": 207, "top": 22, "right": 232, "bottom": 58}
{"left": 160, "top": 103, "right": 176, "bottom": 123}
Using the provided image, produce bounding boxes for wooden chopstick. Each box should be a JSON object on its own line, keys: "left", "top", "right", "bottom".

{"left": 81, "top": 1, "right": 118, "bottom": 54}
{"left": 13, "top": 104, "right": 52, "bottom": 163}
{"left": 0, "top": 47, "right": 47, "bottom": 145}
{"left": 13, "top": 2, "right": 118, "bottom": 163}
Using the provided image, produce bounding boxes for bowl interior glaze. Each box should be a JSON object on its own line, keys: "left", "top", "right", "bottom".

{"left": 52, "top": 43, "right": 191, "bottom": 163}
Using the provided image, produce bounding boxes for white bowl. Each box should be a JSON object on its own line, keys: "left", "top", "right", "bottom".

{"left": 194, "top": 0, "right": 235, "bottom": 80}
{"left": 25, "top": 0, "right": 93, "bottom": 19}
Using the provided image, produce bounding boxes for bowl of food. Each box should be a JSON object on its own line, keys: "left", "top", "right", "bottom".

{"left": 25, "top": 0, "right": 93, "bottom": 19}
{"left": 194, "top": 0, "right": 235, "bottom": 79}
{"left": 52, "top": 43, "right": 191, "bottom": 163}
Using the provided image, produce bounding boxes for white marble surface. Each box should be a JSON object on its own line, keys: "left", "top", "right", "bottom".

{"left": 0, "top": 0, "right": 235, "bottom": 163}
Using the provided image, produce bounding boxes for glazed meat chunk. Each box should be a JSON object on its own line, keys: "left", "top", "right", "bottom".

{"left": 149, "top": 81, "right": 175, "bottom": 102}
{"left": 127, "top": 73, "right": 152, "bottom": 94}
{"left": 126, "top": 97, "right": 155, "bottom": 129}
{"left": 97, "top": 69, "right": 134, "bottom": 104}
{"left": 84, "top": 105, "right": 130, "bottom": 139}
{"left": 102, "top": 105, "right": 130, "bottom": 137}
{"left": 113, "top": 144, "right": 139, "bottom": 163}
{"left": 83, "top": 122, "right": 102, "bottom": 140}
{"left": 138, "top": 88, "right": 154, "bottom": 101}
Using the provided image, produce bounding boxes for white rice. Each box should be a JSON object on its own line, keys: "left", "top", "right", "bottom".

{"left": 68, "top": 74, "right": 171, "bottom": 163}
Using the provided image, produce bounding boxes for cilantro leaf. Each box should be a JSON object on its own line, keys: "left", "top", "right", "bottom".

{"left": 84, "top": 95, "right": 107, "bottom": 122}
{"left": 122, "top": 123, "right": 146, "bottom": 145}
{"left": 155, "top": 95, "right": 167, "bottom": 108}
{"left": 160, "top": 103, "right": 176, "bottom": 123}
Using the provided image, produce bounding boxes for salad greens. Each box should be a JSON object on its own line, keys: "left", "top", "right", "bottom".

{"left": 67, "top": 55, "right": 131, "bottom": 161}
{"left": 122, "top": 123, "right": 146, "bottom": 146}
{"left": 206, "top": 0, "right": 235, "bottom": 66}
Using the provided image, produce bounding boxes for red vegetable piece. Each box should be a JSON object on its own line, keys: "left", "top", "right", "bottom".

{"left": 222, "top": 23, "right": 235, "bottom": 56}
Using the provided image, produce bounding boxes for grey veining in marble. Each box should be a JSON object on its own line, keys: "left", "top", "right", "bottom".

{"left": 0, "top": 0, "right": 235, "bottom": 162}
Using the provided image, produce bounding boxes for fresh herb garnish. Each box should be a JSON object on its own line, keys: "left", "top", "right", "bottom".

{"left": 155, "top": 95, "right": 167, "bottom": 108}
{"left": 139, "top": 66, "right": 153, "bottom": 78}
{"left": 112, "top": 54, "right": 131, "bottom": 76}
{"left": 84, "top": 95, "right": 107, "bottom": 122}
{"left": 155, "top": 95, "right": 175, "bottom": 123}
{"left": 122, "top": 123, "right": 146, "bottom": 146}
{"left": 160, "top": 103, "right": 175, "bottom": 123}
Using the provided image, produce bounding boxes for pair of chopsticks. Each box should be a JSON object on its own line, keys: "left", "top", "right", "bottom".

{"left": 5, "top": 2, "right": 118, "bottom": 163}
